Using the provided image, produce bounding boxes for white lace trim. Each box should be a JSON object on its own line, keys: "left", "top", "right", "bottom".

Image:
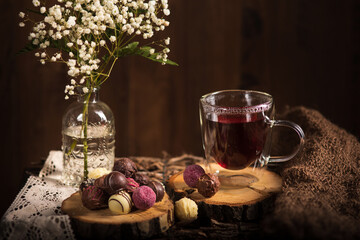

{"left": 1, "top": 151, "right": 77, "bottom": 240}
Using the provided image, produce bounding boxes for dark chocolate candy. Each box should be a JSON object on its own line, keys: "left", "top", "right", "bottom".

{"left": 100, "top": 171, "right": 128, "bottom": 195}
{"left": 134, "top": 172, "right": 151, "bottom": 186}
{"left": 113, "top": 158, "right": 138, "bottom": 178}
{"left": 94, "top": 174, "right": 107, "bottom": 189}
{"left": 80, "top": 178, "right": 95, "bottom": 192}
{"left": 147, "top": 181, "right": 165, "bottom": 202}
{"left": 196, "top": 173, "right": 220, "bottom": 198}
{"left": 126, "top": 177, "right": 139, "bottom": 192}
{"left": 81, "top": 185, "right": 109, "bottom": 210}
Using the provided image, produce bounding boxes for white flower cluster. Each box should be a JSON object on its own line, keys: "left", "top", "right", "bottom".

{"left": 19, "top": 0, "right": 172, "bottom": 99}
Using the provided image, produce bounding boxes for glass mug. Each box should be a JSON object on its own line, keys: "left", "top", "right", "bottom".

{"left": 199, "top": 90, "right": 305, "bottom": 187}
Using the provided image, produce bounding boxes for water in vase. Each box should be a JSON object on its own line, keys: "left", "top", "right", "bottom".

{"left": 61, "top": 125, "right": 115, "bottom": 186}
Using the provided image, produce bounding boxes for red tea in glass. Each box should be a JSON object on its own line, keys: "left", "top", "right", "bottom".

{"left": 200, "top": 90, "right": 305, "bottom": 178}
{"left": 205, "top": 114, "right": 269, "bottom": 170}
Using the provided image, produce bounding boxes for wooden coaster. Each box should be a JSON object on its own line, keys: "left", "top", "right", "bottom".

{"left": 61, "top": 192, "right": 174, "bottom": 239}
{"left": 167, "top": 164, "right": 282, "bottom": 222}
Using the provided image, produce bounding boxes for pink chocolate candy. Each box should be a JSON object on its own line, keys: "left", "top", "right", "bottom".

{"left": 132, "top": 186, "right": 156, "bottom": 210}
{"left": 183, "top": 164, "right": 205, "bottom": 188}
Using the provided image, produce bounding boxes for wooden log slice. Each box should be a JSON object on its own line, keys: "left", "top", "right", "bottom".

{"left": 61, "top": 192, "right": 174, "bottom": 239}
{"left": 167, "top": 164, "right": 282, "bottom": 223}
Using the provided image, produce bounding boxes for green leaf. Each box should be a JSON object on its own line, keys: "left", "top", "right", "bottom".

{"left": 138, "top": 46, "right": 152, "bottom": 57}
{"left": 17, "top": 42, "right": 40, "bottom": 55}
{"left": 162, "top": 58, "right": 179, "bottom": 66}
{"left": 142, "top": 54, "right": 179, "bottom": 66}
{"left": 114, "top": 42, "right": 178, "bottom": 66}
{"left": 49, "top": 38, "right": 72, "bottom": 53}
{"left": 115, "top": 42, "right": 139, "bottom": 57}
{"left": 17, "top": 37, "right": 72, "bottom": 56}
{"left": 136, "top": 48, "right": 179, "bottom": 66}
{"left": 25, "top": 8, "right": 44, "bottom": 16}
{"left": 102, "top": 54, "right": 110, "bottom": 62}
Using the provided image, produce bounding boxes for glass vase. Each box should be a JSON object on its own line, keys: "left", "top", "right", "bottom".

{"left": 61, "top": 87, "right": 115, "bottom": 186}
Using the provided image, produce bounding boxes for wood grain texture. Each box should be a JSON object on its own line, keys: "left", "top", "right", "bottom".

{"left": 1, "top": 0, "right": 359, "bottom": 217}
{"left": 167, "top": 164, "right": 282, "bottom": 222}
{"left": 62, "top": 192, "right": 174, "bottom": 239}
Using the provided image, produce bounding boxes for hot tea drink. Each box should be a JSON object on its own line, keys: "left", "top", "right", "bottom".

{"left": 200, "top": 90, "right": 305, "bottom": 188}
{"left": 205, "top": 114, "right": 269, "bottom": 170}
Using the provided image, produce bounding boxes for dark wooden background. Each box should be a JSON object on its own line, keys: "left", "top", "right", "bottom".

{"left": 1, "top": 0, "right": 359, "bottom": 217}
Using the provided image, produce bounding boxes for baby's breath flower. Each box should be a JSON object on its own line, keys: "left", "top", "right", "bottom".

{"left": 65, "top": 1, "right": 72, "bottom": 8}
{"left": 19, "top": 0, "right": 175, "bottom": 99}
{"left": 165, "top": 37, "right": 170, "bottom": 45}
{"left": 82, "top": 87, "right": 89, "bottom": 94}
{"left": 163, "top": 9, "right": 170, "bottom": 16}
{"left": 67, "top": 59, "right": 76, "bottom": 67}
{"left": 109, "top": 36, "right": 116, "bottom": 42}
{"left": 32, "top": 0, "right": 40, "bottom": 7}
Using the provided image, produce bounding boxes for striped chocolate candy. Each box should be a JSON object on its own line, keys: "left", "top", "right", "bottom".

{"left": 108, "top": 191, "right": 133, "bottom": 215}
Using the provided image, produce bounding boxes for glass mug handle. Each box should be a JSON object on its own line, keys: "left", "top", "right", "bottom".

{"left": 259, "top": 118, "right": 305, "bottom": 166}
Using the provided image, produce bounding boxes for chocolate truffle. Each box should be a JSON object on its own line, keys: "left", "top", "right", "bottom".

{"left": 175, "top": 197, "right": 198, "bottom": 222}
{"left": 94, "top": 174, "right": 107, "bottom": 189}
{"left": 146, "top": 181, "right": 165, "bottom": 202}
{"left": 126, "top": 178, "right": 139, "bottom": 192}
{"left": 183, "top": 164, "right": 205, "bottom": 188}
{"left": 101, "top": 171, "right": 128, "bottom": 195}
{"left": 108, "top": 191, "right": 133, "bottom": 215}
{"left": 113, "top": 158, "right": 138, "bottom": 178}
{"left": 132, "top": 186, "right": 156, "bottom": 210}
{"left": 196, "top": 173, "right": 220, "bottom": 198}
{"left": 134, "top": 172, "right": 151, "bottom": 186}
{"left": 80, "top": 178, "right": 95, "bottom": 192}
{"left": 81, "top": 185, "right": 109, "bottom": 210}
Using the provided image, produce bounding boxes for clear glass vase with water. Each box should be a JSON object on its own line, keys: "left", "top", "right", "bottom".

{"left": 61, "top": 87, "right": 115, "bottom": 186}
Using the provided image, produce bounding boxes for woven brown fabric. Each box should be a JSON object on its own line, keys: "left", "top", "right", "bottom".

{"left": 263, "top": 106, "right": 360, "bottom": 240}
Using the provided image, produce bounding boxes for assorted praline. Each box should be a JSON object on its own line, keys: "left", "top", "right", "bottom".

{"left": 80, "top": 158, "right": 164, "bottom": 215}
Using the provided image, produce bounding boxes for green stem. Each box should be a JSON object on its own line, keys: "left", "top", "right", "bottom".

{"left": 82, "top": 86, "right": 92, "bottom": 181}
{"left": 98, "top": 57, "right": 118, "bottom": 85}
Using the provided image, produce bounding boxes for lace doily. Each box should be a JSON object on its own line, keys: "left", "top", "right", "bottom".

{"left": 1, "top": 151, "right": 77, "bottom": 240}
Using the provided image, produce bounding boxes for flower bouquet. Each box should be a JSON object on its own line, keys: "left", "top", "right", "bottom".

{"left": 18, "top": 0, "right": 177, "bottom": 185}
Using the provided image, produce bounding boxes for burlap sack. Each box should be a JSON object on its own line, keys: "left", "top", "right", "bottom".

{"left": 262, "top": 106, "right": 360, "bottom": 240}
